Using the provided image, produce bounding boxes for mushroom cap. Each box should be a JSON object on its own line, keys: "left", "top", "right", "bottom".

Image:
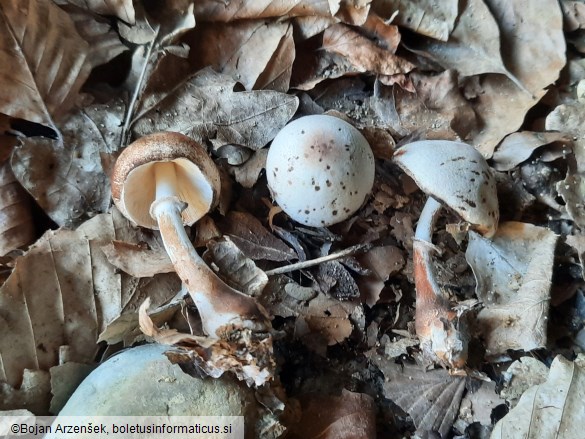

{"left": 394, "top": 140, "right": 499, "bottom": 237}
{"left": 266, "top": 115, "right": 375, "bottom": 227}
{"left": 111, "top": 132, "right": 221, "bottom": 229}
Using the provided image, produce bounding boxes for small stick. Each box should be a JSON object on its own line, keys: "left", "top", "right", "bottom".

{"left": 265, "top": 243, "right": 372, "bottom": 276}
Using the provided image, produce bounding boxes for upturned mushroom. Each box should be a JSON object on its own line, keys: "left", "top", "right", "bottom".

{"left": 266, "top": 114, "right": 375, "bottom": 227}
{"left": 111, "top": 132, "right": 273, "bottom": 384}
{"left": 393, "top": 140, "right": 499, "bottom": 369}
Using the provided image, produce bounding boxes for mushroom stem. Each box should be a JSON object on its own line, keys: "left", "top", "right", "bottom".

{"left": 413, "top": 196, "right": 468, "bottom": 369}
{"left": 150, "top": 164, "right": 270, "bottom": 337}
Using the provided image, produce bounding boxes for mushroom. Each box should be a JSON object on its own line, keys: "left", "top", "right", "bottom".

{"left": 266, "top": 114, "right": 375, "bottom": 227}
{"left": 393, "top": 140, "right": 499, "bottom": 369}
{"left": 111, "top": 132, "right": 273, "bottom": 383}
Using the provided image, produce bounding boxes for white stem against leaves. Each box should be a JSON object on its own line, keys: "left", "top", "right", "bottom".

{"left": 415, "top": 196, "right": 442, "bottom": 243}
{"left": 149, "top": 163, "right": 269, "bottom": 337}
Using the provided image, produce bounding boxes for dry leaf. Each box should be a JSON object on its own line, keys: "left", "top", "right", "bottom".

{"left": 500, "top": 357, "right": 549, "bottom": 406}
{"left": 468, "top": 0, "right": 566, "bottom": 157}
{"left": 457, "top": 381, "right": 505, "bottom": 429}
{"left": 0, "top": 160, "right": 35, "bottom": 256}
{"left": 101, "top": 240, "right": 174, "bottom": 278}
{"left": 322, "top": 23, "right": 415, "bottom": 76}
{"left": 372, "top": 70, "right": 477, "bottom": 139}
{"left": 407, "top": 0, "right": 524, "bottom": 89}
{"left": 219, "top": 211, "right": 296, "bottom": 262}
{"left": 204, "top": 237, "right": 269, "bottom": 297}
{"left": 11, "top": 101, "right": 124, "bottom": 227}
{"left": 295, "top": 293, "right": 356, "bottom": 352}
{"left": 289, "top": 389, "right": 376, "bottom": 439}
{"left": 466, "top": 222, "right": 558, "bottom": 359}
{"left": 492, "top": 355, "right": 585, "bottom": 439}
{"left": 372, "top": 0, "right": 458, "bottom": 41}
{"left": 545, "top": 101, "right": 585, "bottom": 227}
{"left": 315, "top": 260, "right": 360, "bottom": 300}
{"left": 193, "top": 1, "right": 336, "bottom": 22}
{"left": 56, "top": 0, "right": 135, "bottom": 24}
{"left": 491, "top": 131, "right": 571, "bottom": 171}
{"left": 133, "top": 69, "right": 299, "bottom": 150}
{"left": 0, "top": 370, "right": 51, "bottom": 414}
{"left": 0, "top": 0, "right": 91, "bottom": 130}
{"left": 233, "top": 149, "right": 269, "bottom": 188}
{"left": 357, "top": 245, "right": 404, "bottom": 306}
{"left": 567, "top": 234, "right": 585, "bottom": 278}
{"left": 49, "top": 362, "right": 94, "bottom": 414}
{"left": 0, "top": 211, "right": 177, "bottom": 393}
{"left": 186, "top": 20, "right": 294, "bottom": 91}
{"left": 369, "top": 353, "right": 465, "bottom": 438}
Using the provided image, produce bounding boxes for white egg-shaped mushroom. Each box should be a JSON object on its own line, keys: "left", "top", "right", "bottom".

{"left": 266, "top": 115, "right": 375, "bottom": 227}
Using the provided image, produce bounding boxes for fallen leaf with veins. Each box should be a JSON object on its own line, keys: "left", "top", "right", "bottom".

{"left": 466, "top": 222, "right": 558, "bottom": 359}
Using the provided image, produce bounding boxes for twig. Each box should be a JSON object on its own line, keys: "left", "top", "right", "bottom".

{"left": 120, "top": 25, "right": 160, "bottom": 148}
{"left": 265, "top": 243, "right": 372, "bottom": 276}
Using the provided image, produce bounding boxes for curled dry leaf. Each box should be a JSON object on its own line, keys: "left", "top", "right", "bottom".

{"left": 322, "top": 23, "right": 415, "bottom": 77}
{"left": 372, "top": 0, "right": 458, "bottom": 41}
{"left": 369, "top": 353, "right": 465, "bottom": 438}
{"left": 204, "top": 237, "right": 269, "bottom": 297}
{"left": 492, "top": 355, "right": 585, "bottom": 439}
{"left": 11, "top": 101, "right": 124, "bottom": 227}
{"left": 186, "top": 20, "right": 294, "bottom": 92}
{"left": 546, "top": 101, "right": 585, "bottom": 227}
{"left": 465, "top": 222, "right": 558, "bottom": 359}
{"left": 233, "top": 149, "right": 269, "bottom": 188}
{"left": 491, "top": 131, "right": 571, "bottom": 171}
{"left": 289, "top": 389, "right": 377, "bottom": 439}
{"left": 133, "top": 69, "right": 299, "bottom": 150}
{"left": 0, "top": 0, "right": 91, "bottom": 130}
{"left": 0, "top": 160, "right": 35, "bottom": 256}
{"left": 55, "top": 0, "right": 135, "bottom": 24}
{"left": 0, "top": 211, "right": 177, "bottom": 396}
{"left": 468, "top": 0, "right": 566, "bottom": 157}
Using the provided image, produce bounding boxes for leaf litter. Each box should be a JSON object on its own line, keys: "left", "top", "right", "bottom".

{"left": 0, "top": 0, "right": 583, "bottom": 437}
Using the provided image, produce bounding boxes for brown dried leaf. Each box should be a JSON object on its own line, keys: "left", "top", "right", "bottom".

{"left": 65, "top": 8, "right": 129, "bottom": 68}
{"left": 372, "top": 0, "right": 458, "bottom": 41}
{"left": 322, "top": 23, "right": 415, "bottom": 76}
{"left": 468, "top": 0, "right": 566, "bottom": 157}
{"left": 0, "top": 0, "right": 91, "bottom": 129}
{"left": 492, "top": 131, "right": 571, "bottom": 171}
{"left": 295, "top": 293, "right": 356, "bottom": 352}
{"left": 56, "top": 0, "right": 135, "bottom": 24}
{"left": 372, "top": 70, "right": 477, "bottom": 139}
{"left": 193, "top": 0, "right": 337, "bottom": 22}
{"left": 466, "top": 222, "right": 558, "bottom": 358}
{"left": 101, "top": 240, "right": 173, "bottom": 278}
{"left": 233, "top": 149, "right": 269, "bottom": 188}
{"left": 356, "top": 245, "right": 404, "bottom": 306}
{"left": 133, "top": 69, "right": 298, "bottom": 150}
{"left": 219, "top": 211, "right": 296, "bottom": 262}
{"left": 369, "top": 353, "right": 465, "bottom": 438}
{"left": 0, "top": 211, "right": 177, "bottom": 391}
{"left": 186, "top": 20, "right": 294, "bottom": 92}
{"left": 204, "top": 237, "right": 269, "bottom": 297}
{"left": 314, "top": 260, "right": 361, "bottom": 300}
{"left": 0, "top": 161, "right": 34, "bottom": 256}
{"left": 408, "top": 0, "right": 522, "bottom": 86}
{"left": 492, "top": 356, "right": 585, "bottom": 439}
{"left": 289, "top": 390, "right": 376, "bottom": 439}
{"left": 0, "top": 370, "right": 51, "bottom": 414}
{"left": 11, "top": 101, "right": 124, "bottom": 228}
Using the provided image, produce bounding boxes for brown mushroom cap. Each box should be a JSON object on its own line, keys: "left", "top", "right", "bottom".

{"left": 111, "top": 132, "right": 221, "bottom": 229}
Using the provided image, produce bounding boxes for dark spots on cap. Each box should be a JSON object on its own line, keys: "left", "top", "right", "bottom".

{"left": 343, "top": 207, "right": 351, "bottom": 213}
{"left": 287, "top": 180, "right": 292, "bottom": 185}
{"left": 345, "top": 145, "right": 351, "bottom": 152}
{"left": 326, "top": 165, "right": 331, "bottom": 170}
{"left": 338, "top": 127, "right": 342, "bottom": 131}
{"left": 471, "top": 171, "right": 480, "bottom": 176}
{"left": 470, "top": 178, "right": 476, "bottom": 182}
{"left": 305, "top": 209, "right": 310, "bottom": 214}
{"left": 321, "top": 220, "right": 326, "bottom": 224}
{"left": 288, "top": 166, "right": 293, "bottom": 172}
{"left": 301, "top": 130, "right": 305, "bottom": 134}
{"left": 315, "top": 186, "right": 321, "bottom": 191}
{"left": 274, "top": 167, "right": 278, "bottom": 172}
{"left": 272, "top": 171, "right": 277, "bottom": 178}
{"left": 326, "top": 180, "right": 332, "bottom": 187}
{"left": 310, "top": 145, "right": 315, "bottom": 149}
{"left": 466, "top": 200, "right": 477, "bottom": 208}
{"left": 470, "top": 159, "right": 478, "bottom": 164}
{"left": 332, "top": 210, "right": 338, "bottom": 216}
{"left": 450, "top": 156, "right": 466, "bottom": 162}
{"left": 439, "top": 162, "right": 445, "bottom": 166}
